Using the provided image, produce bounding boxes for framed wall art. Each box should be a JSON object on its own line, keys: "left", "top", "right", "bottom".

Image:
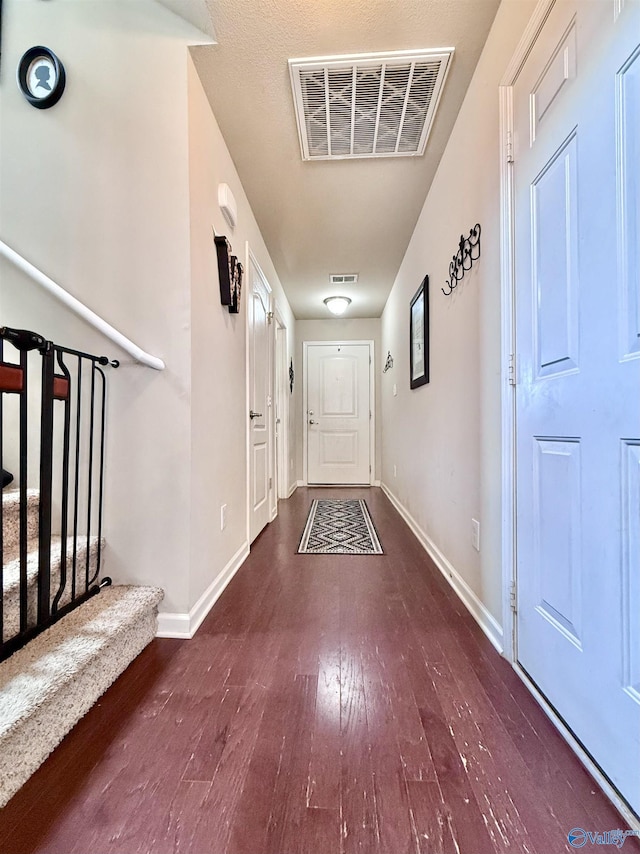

{"left": 410, "top": 275, "right": 429, "bottom": 389}
{"left": 214, "top": 234, "right": 243, "bottom": 314}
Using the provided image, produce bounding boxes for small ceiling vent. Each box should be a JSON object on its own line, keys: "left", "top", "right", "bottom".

{"left": 330, "top": 273, "right": 358, "bottom": 284}
{"left": 289, "top": 48, "right": 454, "bottom": 161}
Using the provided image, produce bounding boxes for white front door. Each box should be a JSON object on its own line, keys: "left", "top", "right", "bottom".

{"left": 305, "top": 342, "right": 372, "bottom": 485}
{"left": 247, "top": 254, "right": 272, "bottom": 543}
{"left": 513, "top": 0, "right": 640, "bottom": 812}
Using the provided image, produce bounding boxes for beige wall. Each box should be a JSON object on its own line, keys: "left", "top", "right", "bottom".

{"left": 187, "top": 55, "right": 296, "bottom": 609}
{"left": 0, "top": 0, "right": 295, "bottom": 624}
{"left": 0, "top": 0, "right": 203, "bottom": 614}
{"left": 380, "top": 0, "right": 536, "bottom": 626}
{"left": 295, "top": 318, "right": 382, "bottom": 482}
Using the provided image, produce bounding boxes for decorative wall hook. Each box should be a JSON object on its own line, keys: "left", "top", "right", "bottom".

{"left": 383, "top": 351, "right": 394, "bottom": 373}
{"left": 442, "top": 223, "right": 481, "bottom": 296}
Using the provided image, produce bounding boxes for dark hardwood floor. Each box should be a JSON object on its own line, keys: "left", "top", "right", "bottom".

{"left": 0, "top": 487, "right": 635, "bottom": 854}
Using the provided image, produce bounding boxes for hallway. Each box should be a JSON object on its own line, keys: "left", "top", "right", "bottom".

{"left": 0, "top": 488, "right": 631, "bottom": 854}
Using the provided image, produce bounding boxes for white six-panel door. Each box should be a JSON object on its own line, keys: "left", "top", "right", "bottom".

{"left": 513, "top": 0, "right": 640, "bottom": 812}
{"left": 248, "top": 255, "right": 272, "bottom": 543}
{"left": 305, "top": 342, "right": 372, "bottom": 485}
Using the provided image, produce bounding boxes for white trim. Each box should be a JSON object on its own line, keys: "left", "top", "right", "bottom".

{"left": 287, "top": 481, "right": 298, "bottom": 498}
{"left": 499, "top": 82, "right": 517, "bottom": 663}
{"left": 498, "top": 0, "right": 559, "bottom": 666}
{"left": 274, "top": 305, "right": 289, "bottom": 504}
{"left": 0, "top": 240, "right": 165, "bottom": 370}
{"left": 302, "top": 340, "right": 376, "bottom": 486}
{"left": 502, "top": 0, "right": 556, "bottom": 86}
{"left": 156, "top": 541, "right": 249, "bottom": 638}
{"left": 245, "top": 241, "right": 252, "bottom": 547}
{"left": 514, "top": 665, "right": 640, "bottom": 831}
{"left": 381, "top": 482, "right": 504, "bottom": 654}
{"left": 296, "top": 480, "right": 305, "bottom": 488}
{"left": 245, "top": 246, "right": 274, "bottom": 546}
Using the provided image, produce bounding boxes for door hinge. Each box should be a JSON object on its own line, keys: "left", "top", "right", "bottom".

{"left": 267, "top": 311, "right": 274, "bottom": 324}
{"left": 506, "top": 130, "right": 514, "bottom": 164}
{"left": 508, "top": 353, "right": 517, "bottom": 386}
{"left": 509, "top": 580, "right": 517, "bottom": 613}
{"left": 369, "top": 410, "right": 372, "bottom": 420}
{"left": 269, "top": 476, "right": 273, "bottom": 489}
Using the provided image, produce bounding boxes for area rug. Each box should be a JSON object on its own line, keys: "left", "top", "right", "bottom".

{"left": 298, "top": 499, "right": 384, "bottom": 555}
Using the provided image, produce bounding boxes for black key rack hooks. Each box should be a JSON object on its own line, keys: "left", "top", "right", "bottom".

{"left": 442, "top": 223, "right": 481, "bottom": 296}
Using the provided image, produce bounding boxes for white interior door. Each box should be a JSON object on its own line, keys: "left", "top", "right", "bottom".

{"left": 305, "top": 342, "right": 372, "bottom": 485}
{"left": 248, "top": 255, "right": 272, "bottom": 543}
{"left": 275, "top": 320, "right": 289, "bottom": 501}
{"left": 513, "top": 0, "right": 640, "bottom": 812}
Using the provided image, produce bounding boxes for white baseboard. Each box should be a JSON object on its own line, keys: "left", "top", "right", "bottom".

{"left": 380, "top": 482, "right": 504, "bottom": 654}
{"left": 156, "top": 541, "right": 249, "bottom": 639}
{"left": 296, "top": 480, "right": 305, "bottom": 488}
{"left": 372, "top": 480, "right": 381, "bottom": 487}
{"left": 287, "top": 481, "right": 298, "bottom": 498}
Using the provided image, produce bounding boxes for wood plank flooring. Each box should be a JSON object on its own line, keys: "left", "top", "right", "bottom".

{"left": 0, "top": 487, "right": 635, "bottom": 854}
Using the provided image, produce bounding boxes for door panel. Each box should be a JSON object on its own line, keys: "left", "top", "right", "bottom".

{"left": 532, "top": 133, "right": 579, "bottom": 376}
{"left": 619, "top": 47, "right": 640, "bottom": 358}
{"left": 533, "top": 438, "right": 582, "bottom": 647}
{"left": 306, "top": 343, "right": 371, "bottom": 485}
{"left": 622, "top": 440, "right": 640, "bottom": 702}
{"left": 319, "top": 431, "right": 358, "bottom": 466}
{"left": 514, "top": 0, "right": 640, "bottom": 812}
{"left": 532, "top": 20, "right": 576, "bottom": 138}
{"left": 320, "top": 356, "right": 358, "bottom": 416}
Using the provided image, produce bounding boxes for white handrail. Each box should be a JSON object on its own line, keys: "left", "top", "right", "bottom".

{"left": 0, "top": 240, "right": 165, "bottom": 371}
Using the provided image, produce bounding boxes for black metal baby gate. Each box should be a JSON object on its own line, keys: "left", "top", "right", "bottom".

{"left": 0, "top": 326, "right": 118, "bottom": 662}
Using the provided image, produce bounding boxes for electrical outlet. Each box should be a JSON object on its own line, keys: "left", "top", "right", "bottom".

{"left": 221, "top": 504, "right": 227, "bottom": 531}
{"left": 472, "top": 518, "right": 480, "bottom": 551}
{"left": 393, "top": 464, "right": 397, "bottom": 478}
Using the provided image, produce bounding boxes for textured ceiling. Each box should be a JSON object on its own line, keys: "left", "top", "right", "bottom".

{"left": 191, "top": 0, "right": 500, "bottom": 319}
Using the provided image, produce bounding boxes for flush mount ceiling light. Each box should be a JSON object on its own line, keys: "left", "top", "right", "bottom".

{"left": 324, "top": 296, "right": 351, "bottom": 316}
{"left": 289, "top": 48, "right": 454, "bottom": 161}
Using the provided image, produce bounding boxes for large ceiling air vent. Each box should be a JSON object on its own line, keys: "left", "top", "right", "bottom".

{"left": 289, "top": 48, "right": 454, "bottom": 161}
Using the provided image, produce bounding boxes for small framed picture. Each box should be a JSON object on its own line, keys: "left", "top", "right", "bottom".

{"left": 17, "top": 46, "right": 66, "bottom": 109}
{"left": 410, "top": 276, "right": 429, "bottom": 389}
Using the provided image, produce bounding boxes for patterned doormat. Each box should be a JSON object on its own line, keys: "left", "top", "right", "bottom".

{"left": 298, "top": 499, "right": 384, "bottom": 555}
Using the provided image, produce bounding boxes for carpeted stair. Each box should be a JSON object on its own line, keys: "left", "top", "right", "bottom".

{"left": 0, "top": 489, "right": 163, "bottom": 807}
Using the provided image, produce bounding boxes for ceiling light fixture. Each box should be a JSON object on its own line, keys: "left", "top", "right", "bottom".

{"left": 324, "top": 296, "right": 351, "bottom": 316}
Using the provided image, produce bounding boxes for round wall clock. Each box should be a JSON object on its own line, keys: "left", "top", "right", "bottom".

{"left": 17, "top": 46, "right": 66, "bottom": 109}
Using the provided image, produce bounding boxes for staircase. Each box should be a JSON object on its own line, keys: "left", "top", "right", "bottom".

{"left": 0, "top": 487, "right": 163, "bottom": 807}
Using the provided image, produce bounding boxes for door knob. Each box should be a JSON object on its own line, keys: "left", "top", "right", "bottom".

{"left": 249, "top": 410, "right": 263, "bottom": 419}
{"left": 309, "top": 419, "right": 316, "bottom": 425}
{"left": 308, "top": 410, "right": 314, "bottom": 415}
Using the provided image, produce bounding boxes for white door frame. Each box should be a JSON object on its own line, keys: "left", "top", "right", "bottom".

{"left": 302, "top": 340, "right": 375, "bottom": 486}
{"left": 245, "top": 244, "right": 274, "bottom": 544}
{"left": 274, "top": 306, "right": 290, "bottom": 503}
{"left": 499, "top": 0, "right": 640, "bottom": 829}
